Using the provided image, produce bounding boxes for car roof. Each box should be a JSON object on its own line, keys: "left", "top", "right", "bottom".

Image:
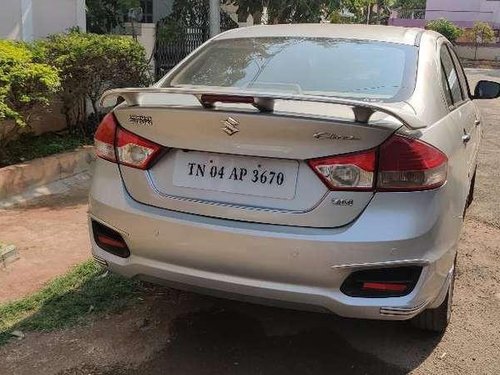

{"left": 216, "top": 24, "right": 427, "bottom": 46}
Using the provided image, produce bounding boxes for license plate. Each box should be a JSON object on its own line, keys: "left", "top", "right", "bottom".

{"left": 173, "top": 151, "right": 299, "bottom": 200}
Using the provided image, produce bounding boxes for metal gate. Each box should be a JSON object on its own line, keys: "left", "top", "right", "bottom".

{"left": 154, "top": 26, "right": 209, "bottom": 79}
{"left": 154, "top": 12, "right": 238, "bottom": 79}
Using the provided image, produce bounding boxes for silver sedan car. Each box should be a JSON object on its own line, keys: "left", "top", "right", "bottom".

{"left": 90, "top": 24, "right": 500, "bottom": 333}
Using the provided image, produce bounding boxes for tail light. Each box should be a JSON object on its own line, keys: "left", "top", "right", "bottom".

{"left": 308, "top": 134, "right": 447, "bottom": 192}
{"left": 378, "top": 135, "right": 448, "bottom": 191}
{"left": 308, "top": 149, "right": 376, "bottom": 191}
{"left": 115, "top": 127, "right": 163, "bottom": 169}
{"left": 94, "top": 113, "right": 163, "bottom": 170}
{"left": 94, "top": 113, "right": 117, "bottom": 163}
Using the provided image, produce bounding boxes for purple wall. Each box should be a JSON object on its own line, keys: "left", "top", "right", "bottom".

{"left": 390, "top": 0, "right": 500, "bottom": 29}
{"left": 388, "top": 18, "right": 426, "bottom": 28}
{"left": 426, "top": 0, "right": 500, "bottom": 29}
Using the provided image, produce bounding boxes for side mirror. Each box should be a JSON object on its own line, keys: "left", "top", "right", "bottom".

{"left": 474, "top": 80, "right": 500, "bottom": 100}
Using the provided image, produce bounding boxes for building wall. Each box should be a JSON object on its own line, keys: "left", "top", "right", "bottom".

{"left": 0, "top": 0, "right": 86, "bottom": 41}
{"left": 426, "top": 0, "right": 500, "bottom": 28}
{"left": 389, "top": 18, "right": 426, "bottom": 28}
{"left": 33, "top": 0, "right": 86, "bottom": 38}
{"left": 455, "top": 44, "right": 500, "bottom": 61}
{"left": 0, "top": 0, "right": 26, "bottom": 40}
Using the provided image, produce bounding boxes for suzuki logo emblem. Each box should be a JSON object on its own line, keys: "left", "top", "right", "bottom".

{"left": 221, "top": 117, "right": 240, "bottom": 136}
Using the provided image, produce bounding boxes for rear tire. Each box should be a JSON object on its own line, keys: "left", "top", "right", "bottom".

{"left": 410, "top": 265, "right": 455, "bottom": 334}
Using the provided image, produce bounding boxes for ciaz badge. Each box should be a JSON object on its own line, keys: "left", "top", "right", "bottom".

{"left": 332, "top": 198, "right": 354, "bottom": 207}
{"left": 129, "top": 115, "right": 153, "bottom": 126}
{"left": 313, "top": 132, "right": 361, "bottom": 141}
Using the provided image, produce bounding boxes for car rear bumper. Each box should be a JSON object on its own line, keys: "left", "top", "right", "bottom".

{"left": 89, "top": 160, "right": 460, "bottom": 320}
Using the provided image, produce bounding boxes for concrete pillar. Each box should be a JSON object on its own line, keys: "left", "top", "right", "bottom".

{"left": 209, "top": 0, "right": 220, "bottom": 37}
{"left": 20, "top": 0, "right": 33, "bottom": 41}
{"left": 76, "top": 0, "right": 87, "bottom": 32}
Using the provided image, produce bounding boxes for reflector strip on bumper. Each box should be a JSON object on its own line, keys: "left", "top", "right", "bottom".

{"left": 379, "top": 301, "right": 428, "bottom": 317}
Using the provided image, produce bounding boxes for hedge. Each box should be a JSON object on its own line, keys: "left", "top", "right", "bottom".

{"left": 34, "top": 31, "right": 151, "bottom": 137}
{"left": 426, "top": 18, "right": 464, "bottom": 44}
{"left": 1, "top": 31, "right": 151, "bottom": 152}
{"left": 0, "top": 40, "right": 60, "bottom": 151}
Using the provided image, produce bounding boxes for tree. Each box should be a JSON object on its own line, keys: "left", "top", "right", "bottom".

{"left": 227, "top": 0, "right": 264, "bottom": 24}
{"left": 267, "top": 0, "right": 330, "bottom": 23}
{"left": 156, "top": 0, "right": 238, "bottom": 44}
{"left": 86, "top": 0, "right": 139, "bottom": 34}
{"left": 0, "top": 41, "right": 60, "bottom": 153}
{"left": 426, "top": 18, "right": 463, "bottom": 44}
{"left": 224, "top": 0, "right": 395, "bottom": 25}
{"left": 223, "top": 0, "right": 342, "bottom": 24}
{"left": 393, "top": 0, "right": 425, "bottom": 10}
{"left": 466, "top": 22, "right": 496, "bottom": 60}
{"left": 340, "top": 0, "right": 394, "bottom": 24}
{"left": 36, "top": 31, "right": 150, "bottom": 136}
{"left": 165, "top": 0, "right": 238, "bottom": 29}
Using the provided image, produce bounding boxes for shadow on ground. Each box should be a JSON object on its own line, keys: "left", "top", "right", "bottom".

{"left": 123, "top": 308, "right": 405, "bottom": 375}
{"left": 54, "top": 288, "right": 442, "bottom": 375}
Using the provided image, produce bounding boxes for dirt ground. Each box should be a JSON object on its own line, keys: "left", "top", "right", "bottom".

{"left": 1, "top": 69, "right": 499, "bottom": 374}
{"left": 0, "top": 182, "right": 91, "bottom": 303}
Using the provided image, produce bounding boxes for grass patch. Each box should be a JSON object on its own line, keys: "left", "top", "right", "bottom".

{"left": 0, "top": 242, "right": 6, "bottom": 252}
{"left": 0, "top": 132, "right": 92, "bottom": 168}
{"left": 0, "top": 260, "right": 142, "bottom": 345}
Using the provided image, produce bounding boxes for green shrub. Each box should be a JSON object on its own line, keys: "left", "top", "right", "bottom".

{"left": 466, "top": 22, "right": 496, "bottom": 60}
{"left": 426, "top": 18, "right": 464, "bottom": 44}
{"left": 0, "top": 132, "right": 91, "bottom": 168}
{"left": 0, "top": 40, "right": 60, "bottom": 150}
{"left": 35, "top": 31, "right": 151, "bottom": 136}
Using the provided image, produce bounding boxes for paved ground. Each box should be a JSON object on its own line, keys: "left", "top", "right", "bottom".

{"left": 0, "top": 69, "right": 499, "bottom": 374}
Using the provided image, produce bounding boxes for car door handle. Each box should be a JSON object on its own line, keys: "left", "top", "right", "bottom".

{"left": 462, "top": 134, "right": 471, "bottom": 143}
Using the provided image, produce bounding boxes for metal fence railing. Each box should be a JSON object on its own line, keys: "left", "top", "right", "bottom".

{"left": 397, "top": 9, "right": 426, "bottom": 20}
{"left": 154, "top": 26, "right": 209, "bottom": 79}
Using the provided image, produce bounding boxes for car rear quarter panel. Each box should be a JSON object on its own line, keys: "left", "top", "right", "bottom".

{"left": 409, "top": 34, "right": 478, "bottom": 219}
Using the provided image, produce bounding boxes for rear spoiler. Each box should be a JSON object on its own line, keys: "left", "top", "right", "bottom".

{"left": 100, "top": 87, "right": 425, "bottom": 130}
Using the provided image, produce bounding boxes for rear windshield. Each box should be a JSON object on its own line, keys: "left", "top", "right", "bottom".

{"left": 165, "top": 37, "right": 418, "bottom": 102}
